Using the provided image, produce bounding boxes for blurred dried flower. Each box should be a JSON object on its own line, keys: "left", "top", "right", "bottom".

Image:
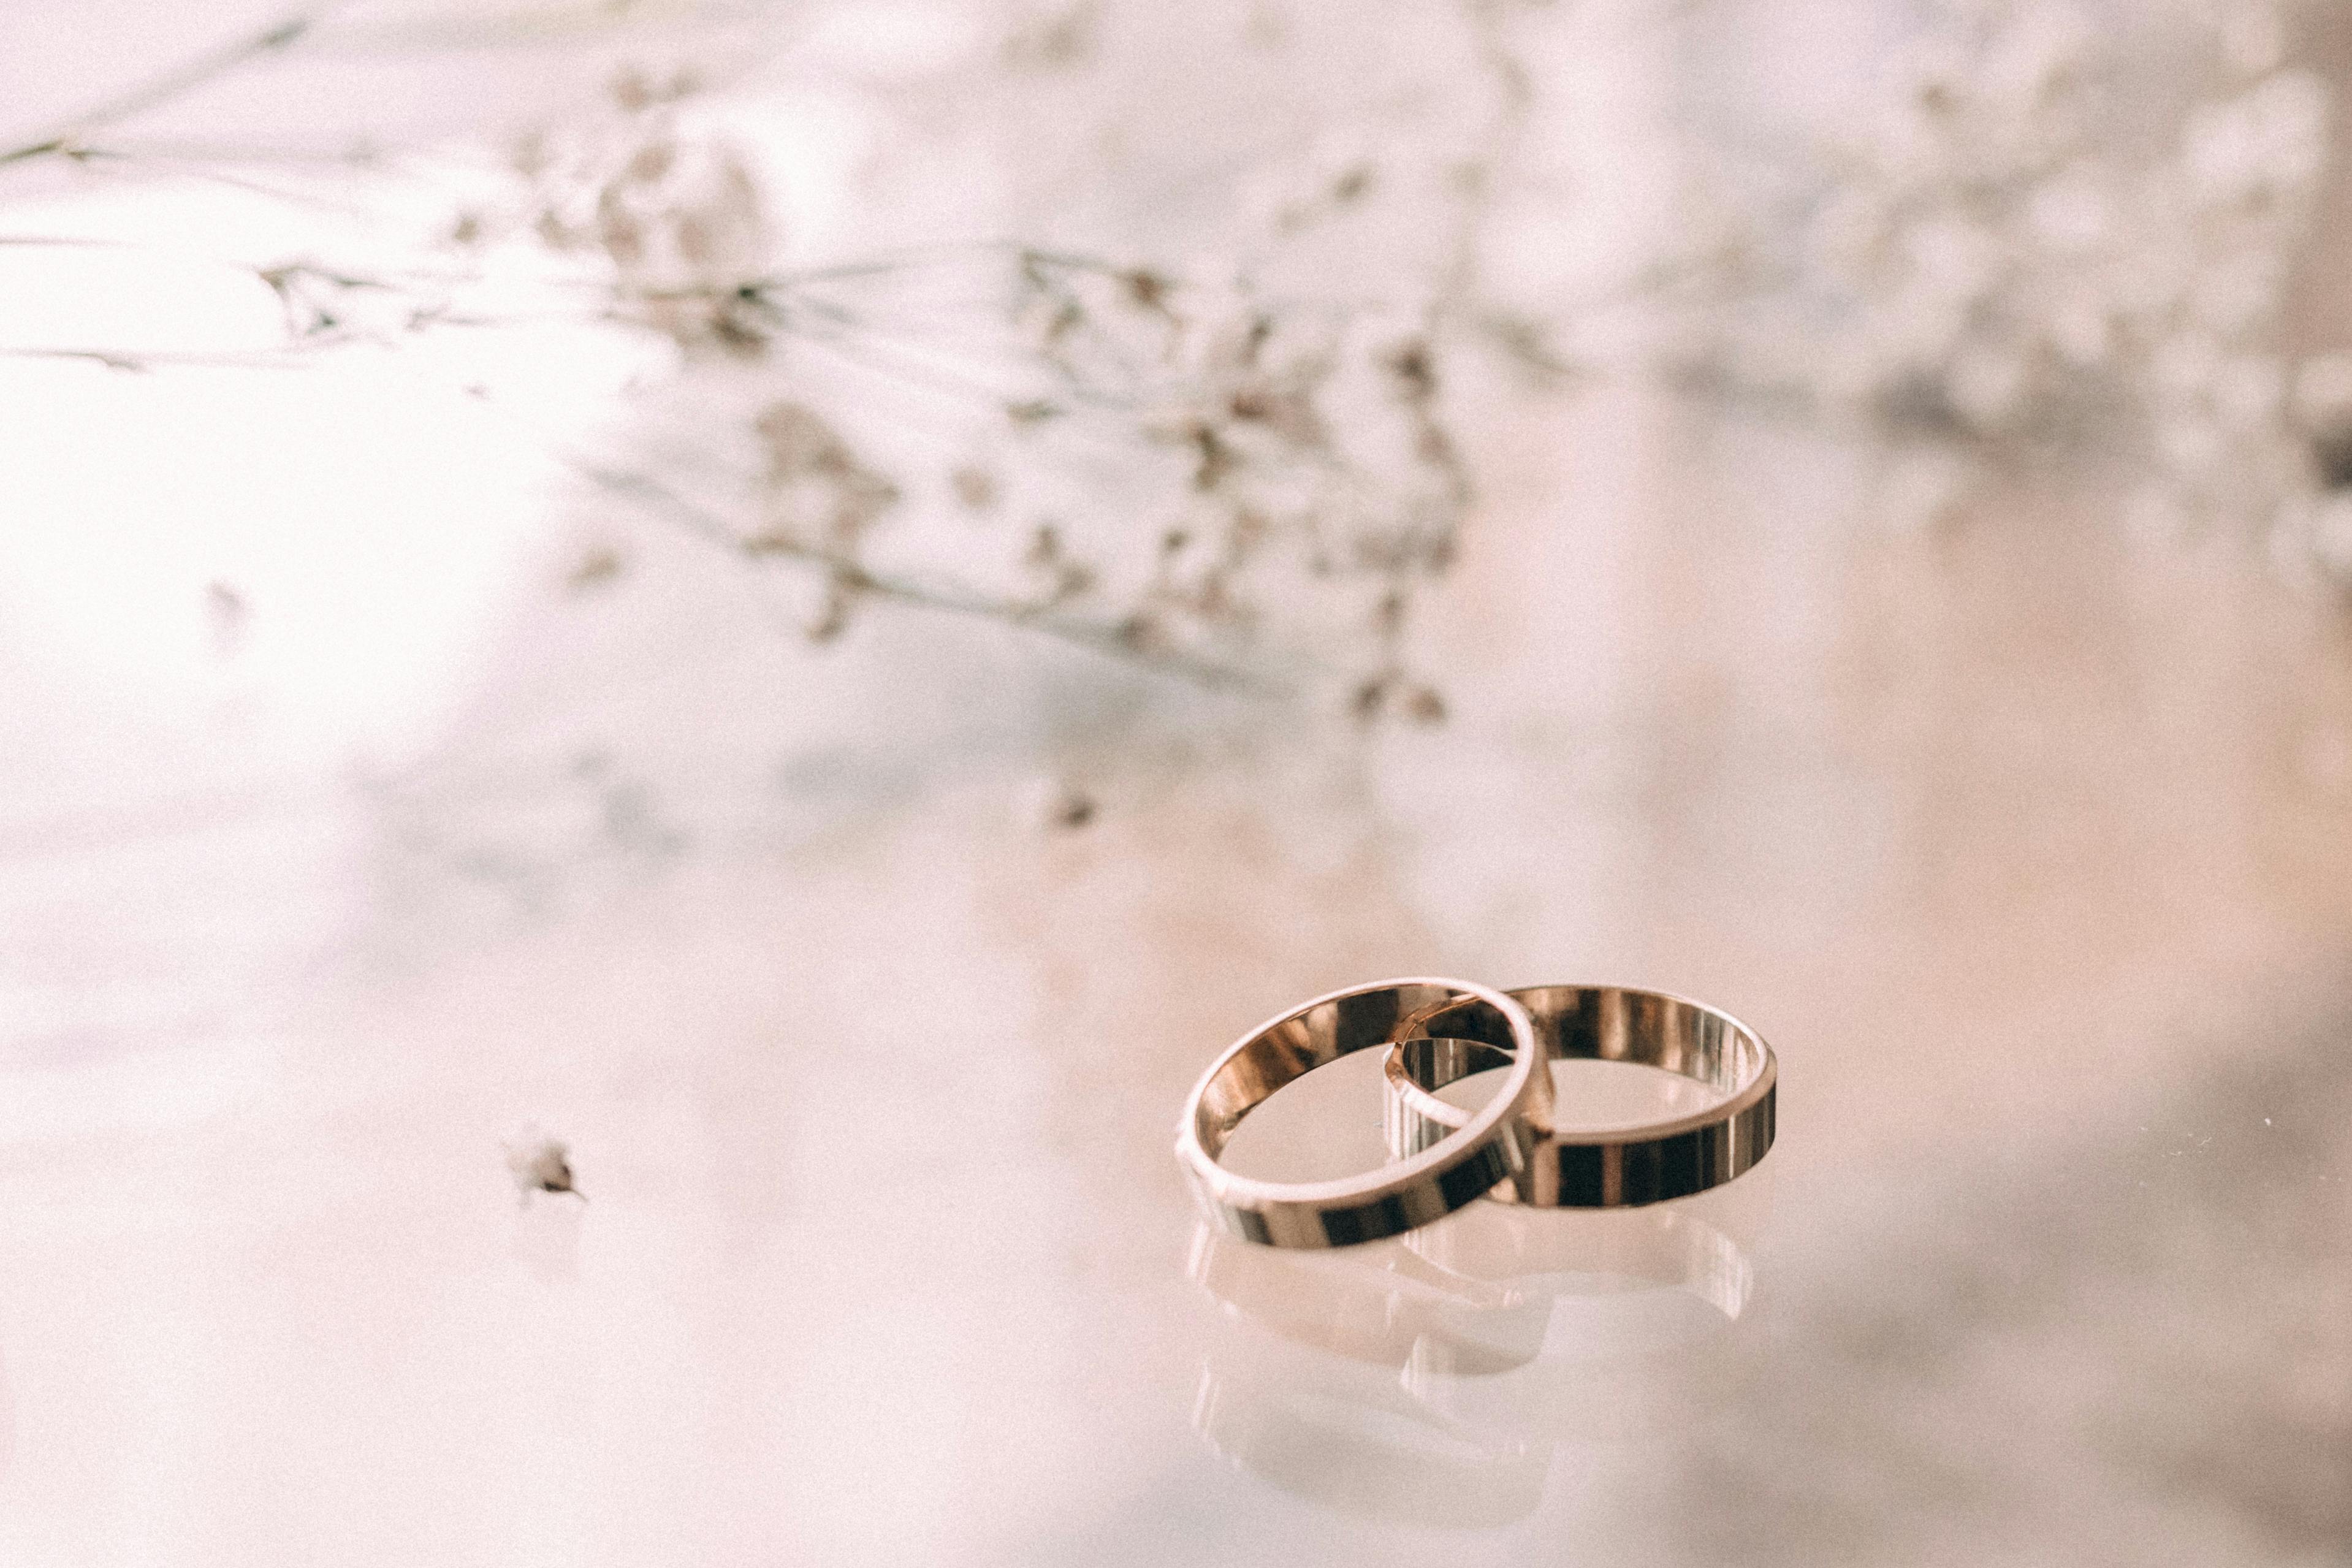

{"left": 1692, "top": 0, "right": 2335, "bottom": 558}
{"left": 1024, "top": 523, "right": 1095, "bottom": 606}
{"left": 750, "top": 402, "right": 900, "bottom": 555}
{"left": 805, "top": 570, "right": 861, "bottom": 644}
{"left": 565, "top": 547, "right": 625, "bottom": 594}
{"left": 497, "top": 67, "right": 772, "bottom": 354}
{"left": 504, "top": 1130, "right": 581, "bottom": 1202}
{"left": 951, "top": 465, "right": 1000, "bottom": 511}
{"left": 1027, "top": 775, "right": 1098, "bottom": 831}
{"left": 205, "top": 580, "right": 246, "bottom": 656}
{"left": 1003, "top": 2, "right": 1098, "bottom": 70}
{"left": 2293, "top": 354, "right": 2352, "bottom": 488}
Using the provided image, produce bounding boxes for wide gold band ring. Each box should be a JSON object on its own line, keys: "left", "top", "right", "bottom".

{"left": 1176, "top": 978, "right": 1547, "bottom": 1248}
{"left": 1383, "top": 983, "right": 1775, "bottom": 1207}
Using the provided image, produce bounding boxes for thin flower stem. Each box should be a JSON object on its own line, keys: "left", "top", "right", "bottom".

{"left": 0, "top": 7, "right": 339, "bottom": 169}
{"left": 0, "top": 345, "right": 319, "bottom": 370}
{"left": 320, "top": 0, "right": 770, "bottom": 53}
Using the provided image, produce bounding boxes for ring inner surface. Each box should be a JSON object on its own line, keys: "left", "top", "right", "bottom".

{"left": 1402, "top": 987, "right": 1759, "bottom": 1099}
{"left": 1197, "top": 986, "right": 1518, "bottom": 1159}
{"left": 1395, "top": 1035, "right": 1517, "bottom": 1096}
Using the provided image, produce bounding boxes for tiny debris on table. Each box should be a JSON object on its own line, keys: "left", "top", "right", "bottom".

{"left": 504, "top": 1128, "right": 584, "bottom": 1203}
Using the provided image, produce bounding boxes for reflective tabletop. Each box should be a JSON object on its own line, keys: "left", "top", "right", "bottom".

{"left": 3, "top": 369, "right": 2349, "bottom": 1562}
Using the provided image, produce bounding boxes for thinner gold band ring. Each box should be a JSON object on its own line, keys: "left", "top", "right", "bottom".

{"left": 1383, "top": 984, "right": 1775, "bottom": 1207}
{"left": 1176, "top": 977, "right": 1548, "bottom": 1248}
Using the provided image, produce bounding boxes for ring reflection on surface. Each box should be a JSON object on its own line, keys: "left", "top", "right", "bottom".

{"left": 1186, "top": 1168, "right": 1774, "bottom": 1517}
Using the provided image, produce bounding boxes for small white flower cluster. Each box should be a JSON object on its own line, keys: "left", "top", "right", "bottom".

{"left": 1707, "top": 0, "right": 2342, "bottom": 554}
{"left": 1800, "top": 1, "right": 2106, "bottom": 431}
{"left": 985, "top": 256, "right": 1466, "bottom": 713}
{"left": 468, "top": 65, "right": 774, "bottom": 356}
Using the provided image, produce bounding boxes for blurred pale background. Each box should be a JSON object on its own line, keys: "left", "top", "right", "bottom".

{"left": 1, "top": 2, "right": 2348, "bottom": 1563}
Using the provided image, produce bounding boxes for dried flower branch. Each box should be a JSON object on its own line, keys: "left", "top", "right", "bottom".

{"left": 560, "top": 446, "right": 1273, "bottom": 689}
{"left": 425, "top": 35, "right": 1539, "bottom": 706}
{"left": 7, "top": 1, "right": 1595, "bottom": 710}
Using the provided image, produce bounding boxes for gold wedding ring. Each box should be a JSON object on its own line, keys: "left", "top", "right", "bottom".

{"left": 1382, "top": 984, "right": 1775, "bottom": 1207}
{"left": 1175, "top": 978, "right": 1548, "bottom": 1248}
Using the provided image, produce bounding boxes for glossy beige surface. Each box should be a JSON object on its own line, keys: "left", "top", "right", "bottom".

{"left": 4, "top": 370, "right": 2350, "bottom": 1562}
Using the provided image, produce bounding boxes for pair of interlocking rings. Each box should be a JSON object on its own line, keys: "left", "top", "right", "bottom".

{"left": 1175, "top": 978, "right": 1778, "bottom": 1247}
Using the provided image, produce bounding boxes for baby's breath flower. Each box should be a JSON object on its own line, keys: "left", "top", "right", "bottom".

{"left": 1704, "top": 0, "right": 2335, "bottom": 564}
